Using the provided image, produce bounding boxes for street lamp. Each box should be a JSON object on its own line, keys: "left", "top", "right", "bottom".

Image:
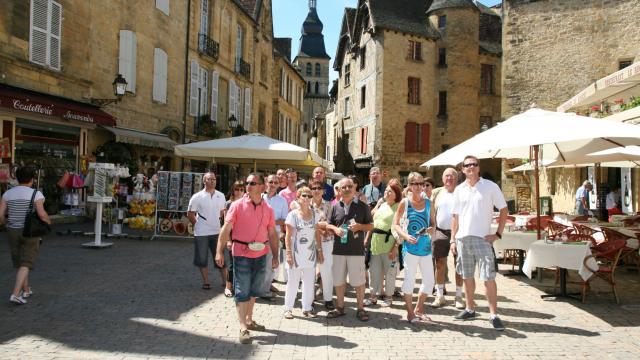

{"left": 90, "top": 74, "right": 128, "bottom": 106}
{"left": 228, "top": 115, "right": 247, "bottom": 137}
{"left": 228, "top": 114, "right": 238, "bottom": 130}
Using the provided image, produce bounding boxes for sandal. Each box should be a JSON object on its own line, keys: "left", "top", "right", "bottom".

{"left": 408, "top": 316, "right": 423, "bottom": 324}
{"left": 224, "top": 287, "right": 233, "bottom": 298}
{"left": 326, "top": 307, "right": 345, "bottom": 318}
{"left": 303, "top": 310, "right": 318, "bottom": 318}
{"left": 246, "top": 321, "right": 265, "bottom": 331}
{"left": 202, "top": 283, "right": 211, "bottom": 290}
{"left": 363, "top": 298, "right": 377, "bottom": 307}
{"left": 356, "top": 309, "right": 370, "bottom": 322}
{"left": 284, "top": 310, "right": 294, "bottom": 319}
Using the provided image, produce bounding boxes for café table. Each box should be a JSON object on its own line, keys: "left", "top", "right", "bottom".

{"left": 491, "top": 224, "right": 538, "bottom": 276}
{"left": 522, "top": 240, "right": 598, "bottom": 300}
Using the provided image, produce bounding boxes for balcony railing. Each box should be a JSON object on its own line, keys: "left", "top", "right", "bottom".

{"left": 198, "top": 33, "right": 219, "bottom": 60}
{"left": 237, "top": 58, "right": 251, "bottom": 79}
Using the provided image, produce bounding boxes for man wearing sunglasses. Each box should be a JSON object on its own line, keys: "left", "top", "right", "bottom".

{"left": 260, "top": 174, "right": 289, "bottom": 300}
{"left": 451, "top": 155, "right": 507, "bottom": 331}
{"left": 312, "top": 167, "right": 334, "bottom": 201}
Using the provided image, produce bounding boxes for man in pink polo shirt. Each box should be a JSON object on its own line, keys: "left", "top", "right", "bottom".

{"left": 278, "top": 168, "right": 298, "bottom": 207}
{"left": 216, "top": 173, "right": 279, "bottom": 344}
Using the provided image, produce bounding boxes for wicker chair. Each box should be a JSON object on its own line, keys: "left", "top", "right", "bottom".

{"left": 546, "top": 220, "right": 574, "bottom": 240}
{"left": 600, "top": 227, "right": 639, "bottom": 271}
{"left": 573, "top": 223, "right": 602, "bottom": 239}
{"left": 567, "top": 233, "right": 597, "bottom": 246}
{"left": 581, "top": 239, "right": 626, "bottom": 303}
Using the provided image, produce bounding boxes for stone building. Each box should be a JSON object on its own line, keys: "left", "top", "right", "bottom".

{"left": 501, "top": 0, "right": 640, "bottom": 214}
{"left": 328, "top": 0, "right": 502, "bottom": 182}
{"left": 293, "top": 0, "right": 331, "bottom": 150}
{"left": 272, "top": 38, "right": 305, "bottom": 146}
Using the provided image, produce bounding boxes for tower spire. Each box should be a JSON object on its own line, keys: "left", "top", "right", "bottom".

{"left": 309, "top": 0, "right": 316, "bottom": 10}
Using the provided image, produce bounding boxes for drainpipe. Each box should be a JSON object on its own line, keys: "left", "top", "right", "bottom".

{"left": 181, "top": 0, "right": 192, "bottom": 169}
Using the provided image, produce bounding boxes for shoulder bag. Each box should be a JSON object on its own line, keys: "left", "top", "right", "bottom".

{"left": 23, "top": 190, "right": 51, "bottom": 237}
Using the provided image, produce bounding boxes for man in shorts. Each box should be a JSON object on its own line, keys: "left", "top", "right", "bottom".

{"left": 321, "top": 178, "right": 373, "bottom": 321}
{"left": 430, "top": 167, "right": 465, "bottom": 309}
{"left": 451, "top": 155, "right": 507, "bottom": 331}
{"left": 187, "top": 171, "right": 226, "bottom": 290}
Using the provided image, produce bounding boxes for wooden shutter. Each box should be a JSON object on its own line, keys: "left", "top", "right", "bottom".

{"left": 420, "top": 123, "right": 430, "bottom": 154}
{"left": 153, "top": 48, "right": 168, "bottom": 103}
{"left": 210, "top": 71, "right": 219, "bottom": 122}
{"left": 189, "top": 60, "right": 199, "bottom": 116}
{"left": 200, "top": 0, "right": 208, "bottom": 35}
{"left": 49, "top": 1, "right": 61, "bottom": 70}
{"left": 30, "top": 0, "right": 48, "bottom": 67}
{"left": 244, "top": 88, "right": 252, "bottom": 130}
{"left": 228, "top": 80, "right": 236, "bottom": 118}
{"left": 156, "top": 0, "right": 170, "bottom": 16}
{"left": 405, "top": 122, "right": 417, "bottom": 153}
{"left": 119, "top": 30, "right": 137, "bottom": 93}
{"left": 199, "top": 67, "right": 208, "bottom": 116}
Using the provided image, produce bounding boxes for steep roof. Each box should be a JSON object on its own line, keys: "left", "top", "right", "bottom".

{"left": 235, "top": 0, "right": 260, "bottom": 19}
{"left": 367, "top": 0, "right": 439, "bottom": 40}
{"left": 426, "top": 0, "right": 477, "bottom": 14}
{"left": 273, "top": 38, "right": 292, "bottom": 62}
{"left": 479, "top": 11, "right": 501, "bottom": 54}
{"left": 333, "top": 8, "right": 357, "bottom": 70}
{"left": 296, "top": 3, "right": 330, "bottom": 59}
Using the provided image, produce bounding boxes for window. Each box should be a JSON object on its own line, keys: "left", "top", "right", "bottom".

{"left": 306, "top": 63, "right": 312, "bottom": 76}
{"left": 438, "top": 15, "right": 446, "bottom": 28}
{"left": 359, "top": 126, "right": 368, "bottom": 155}
{"left": 210, "top": 71, "right": 219, "bottom": 122}
{"left": 156, "top": 0, "right": 170, "bottom": 16}
{"left": 199, "top": 0, "right": 208, "bottom": 35}
{"left": 30, "top": 0, "right": 62, "bottom": 70}
{"left": 480, "top": 64, "right": 495, "bottom": 94}
{"left": 235, "top": 24, "right": 244, "bottom": 72}
{"left": 279, "top": 68, "right": 285, "bottom": 97}
{"left": 260, "top": 55, "right": 268, "bottom": 83}
{"left": 619, "top": 60, "right": 633, "bottom": 70}
{"left": 404, "top": 122, "right": 430, "bottom": 154}
{"left": 344, "top": 63, "right": 351, "bottom": 86}
{"left": 189, "top": 60, "right": 207, "bottom": 116}
{"left": 408, "top": 77, "right": 420, "bottom": 105}
{"left": 360, "top": 46, "right": 366, "bottom": 69}
{"left": 152, "top": 48, "right": 168, "bottom": 103}
{"left": 315, "top": 82, "right": 319, "bottom": 94}
{"left": 287, "top": 77, "right": 293, "bottom": 103}
{"left": 479, "top": 116, "right": 492, "bottom": 131}
{"left": 244, "top": 88, "right": 252, "bottom": 130}
{"left": 438, "top": 91, "right": 447, "bottom": 116}
{"left": 344, "top": 97, "right": 351, "bottom": 117}
{"left": 315, "top": 63, "right": 321, "bottom": 77}
{"left": 307, "top": 81, "right": 311, "bottom": 94}
{"left": 438, "top": 48, "right": 446, "bottom": 67}
{"left": 118, "top": 30, "right": 137, "bottom": 93}
{"left": 360, "top": 85, "right": 366, "bottom": 109}
{"left": 408, "top": 41, "right": 422, "bottom": 61}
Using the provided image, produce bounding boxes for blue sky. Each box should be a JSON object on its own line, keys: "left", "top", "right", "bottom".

{"left": 272, "top": 0, "right": 502, "bottom": 84}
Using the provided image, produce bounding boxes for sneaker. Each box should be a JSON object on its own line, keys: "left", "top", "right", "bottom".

{"left": 454, "top": 309, "right": 477, "bottom": 321}
{"left": 324, "top": 301, "right": 335, "bottom": 311}
{"left": 21, "top": 288, "right": 33, "bottom": 299}
{"left": 429, "top": 296, "right": 447, "bottom": 308}
{"left": 490, "top": 316, "right": 505, "bottom": 331}
{"left": 239, "top": 329, "right": 251, "bottom": 344}
{"left": 380, "top": 299, "right": 392, "bottom": 307}
{"left": 455, "top": 296, "right": 465, "bottom": 309}
{"left": 9, "top": 294, "right": 27, "bottom": 305}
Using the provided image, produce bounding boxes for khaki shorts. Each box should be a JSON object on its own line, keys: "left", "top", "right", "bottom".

{"left": 8, "top": 227, "right": 41, "bottom": 269}
{"left": 332, "top": 255, "right": 366, "bottom": 287}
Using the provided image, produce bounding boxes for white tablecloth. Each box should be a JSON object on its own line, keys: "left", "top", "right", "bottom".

{"left": 493, "top": 231, "right": 538, "bottom": 255}
{"left": 514, "top": 214, "right": 536, "bottom": 228}
{"left": 522, "top": 240, "right": 598, "bottom": 281}
{"left": 553, "top": 214, "right": 579, "bottom": 226}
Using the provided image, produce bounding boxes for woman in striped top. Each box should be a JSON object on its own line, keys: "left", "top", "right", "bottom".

{"left": 0, "top": 166, "right": 51, "bottom": 305}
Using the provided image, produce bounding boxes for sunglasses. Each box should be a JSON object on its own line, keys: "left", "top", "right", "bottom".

{"left": 267, "top": 181, "right": 278, "bottom": 184}
{"left": 311, "top": 187, "right": 323, "bottom": 191}
{"left": 341, "top": 185, "right": 353, "bottom": 190}
{"left": 410, "top": 182, "right": 424, "bottom": 186}
{"left": 463, "top": 163, "right": 479, "bottom": 168}
{"left": 204, "top": 178, "right": 216, "bottom": 182}
{"left": 300, "top": 194, "right": 313, "bottom": 199}
{"left": 246, "top": 181, "right": 261, "bottom": 186}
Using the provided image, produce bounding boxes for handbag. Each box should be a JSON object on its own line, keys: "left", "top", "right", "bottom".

{"left": 391, "top": 199, "right": 409, "bottom": 242}
{"left": 23, "top": 190, "right": 51, "bottom": 237}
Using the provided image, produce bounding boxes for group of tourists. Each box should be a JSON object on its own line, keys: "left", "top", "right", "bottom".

{"left": 187, "top": 156, "right": 509, "bottom": 344}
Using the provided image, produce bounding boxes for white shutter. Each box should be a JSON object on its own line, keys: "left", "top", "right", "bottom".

{"left": 244, "top": 88, "right": 251, "bottom": 131}
{"left": 153, "top": 48, "right": 168, "bottom": 103}
{"left": 156, "top": 0, "right": 170, "bottom": 16}
{"left": 30, "top": 0, "right": 48, "bottom": 66}
{"left": 199, "top": 67, "right": 208, "bottom": 116}
{"left": 236, "top": 85, "right": 242, "bottom": 122}
{"left": 200, "top": 0, "right": 209, "bottom": 35}
{"left": 49, "top": 1, "right": 61, "bottom": 70}
{"left": 228, "top": 81, "right": 236, "bottom": 118}
{"left": 189, "top": 61, "right": 199, "bottom": 116}
{"left": 119, "top": 30, "right": 137, "bottom": 93}
{"left": 211, "top": 71, "right": 219, "bottom": 122}
{"left": 235, "top": 24, "right": 243, "bottom": 72}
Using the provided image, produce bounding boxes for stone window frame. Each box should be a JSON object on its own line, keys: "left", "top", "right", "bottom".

{"left": 408, "top": 40, "right": 422, "bottom": 62}
{"left": 408, "top": 77, "right": 421, "bottom": 105}
{"left": 344, "top": 63, "right": 351, "bottom": 87}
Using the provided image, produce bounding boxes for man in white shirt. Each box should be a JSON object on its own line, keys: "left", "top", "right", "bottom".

{"left": 260, "top": 174, "right": 289, "bottom": 300}
{"left": 187, "top": 171, "right": 226, "bottom": 290}
{"left": 450, "top": 156, "right": 507, "bottom": 331}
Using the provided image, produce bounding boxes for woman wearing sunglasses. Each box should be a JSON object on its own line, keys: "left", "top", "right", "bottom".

{"left": 283, "top": 186, "right": 324, "bottom": 319}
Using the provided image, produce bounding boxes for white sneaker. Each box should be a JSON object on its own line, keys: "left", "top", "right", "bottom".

{"left": 21, "top": 288, "right": 33, "bottom": 299}
{"left": 10, "top": 294, "right": 27, "bottom": 305}
{"left": 430, "top": 296, "right": 447, "bottom": 308}
{"left": 455, "top": 296, "right": 465, "bottom": 309}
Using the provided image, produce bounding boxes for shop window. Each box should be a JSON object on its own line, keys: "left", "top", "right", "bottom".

{"left": 30, "top": 0, "right": 62, "bottom": 71}
{"left": 408, "top": 41, "right": 422, "bottom": 61}
{"left": 408, "top": 77, "right": 420, "bottom": 105}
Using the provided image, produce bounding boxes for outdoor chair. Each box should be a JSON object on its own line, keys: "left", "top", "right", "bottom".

{"left": 573, "top": 223, "right": 602, "bottom": 239}
{"left": 546, "top": 220, "right": 574, "bottom": 240}
{"left": 526, "top": 215, "right": 551, "bottom": 231}
{"left": 601, "top": 227, "right": 639, "bottom": 271}
{"left": 567, "top": 233, "right": 597, "bottom": 246}
{"left": 572, "top": 215, "right": 588, "bottom": 222}
{"left": 581, "top": 239, "right": 626, "bottom": 303}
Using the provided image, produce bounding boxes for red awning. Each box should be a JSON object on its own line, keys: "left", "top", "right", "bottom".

{"left": 0, "top": 84, "right": 116, "bottom": 126}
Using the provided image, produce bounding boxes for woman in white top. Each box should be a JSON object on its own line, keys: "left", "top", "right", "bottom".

{"left": 0, "top": 166, "right": 51, "bottom": 305}
{"left": 283, "top": 186, "right": 324, "bottom": 318}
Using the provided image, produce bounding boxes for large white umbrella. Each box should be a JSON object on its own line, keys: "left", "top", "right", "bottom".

{"left": 174, "top": 133, "right": 326, "bottom": 169}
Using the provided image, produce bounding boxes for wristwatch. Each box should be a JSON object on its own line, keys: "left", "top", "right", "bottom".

{"left": 495, "top": 232, "right": 502, "bottom": 239}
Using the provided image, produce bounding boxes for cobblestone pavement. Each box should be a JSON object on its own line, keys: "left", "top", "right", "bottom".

{"left": 1, "top": 224, "right": 640, "bottom": 359}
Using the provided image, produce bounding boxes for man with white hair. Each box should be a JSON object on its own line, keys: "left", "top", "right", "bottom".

{"left": 575, "top": 180, "right": 592, "bottom": 216}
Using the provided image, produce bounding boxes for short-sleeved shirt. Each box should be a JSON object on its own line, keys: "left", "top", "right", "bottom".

{"left": 452, "top": 178, "right": 507, "bottom": 239}
{"left": 2, "top": 186, "right": 45, "bottom": 229}
{"left": 285, "top": 210, "right": 318, "bottom": 269}
{"left": 329, "top": 198, "right": 373, "bottom": 256}
{"left": 434, "top": 188, "right": 455, "bottom": 230}
{"left": 225, "top": 195, "right": 275, "bottom": 258}
{"left": 278, "top": 187, "right": 297, "bottom": 207}
{"left": 371, "top": 202, "right": 397, "bottom": 255}
{"left": 292, "top": 199, "right": 333, "bottom": 241}
{"left": 263, "top": 193, "right": 288, "bottom": 234}
{"left": 187, "top": 189, "right": 226, "bottom": 236}
{"left": 575, "top": 186, "right": 589, "bottom": 202}
{"left": 362, "top": 182, "right": 385, "bottom": 205}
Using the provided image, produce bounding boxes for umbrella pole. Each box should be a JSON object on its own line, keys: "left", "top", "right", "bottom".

{"left": 534, "top": 145, "right": 541, "bottom": 240}
{"left": 253, "top": 160, "right": 257, "bottom": 173}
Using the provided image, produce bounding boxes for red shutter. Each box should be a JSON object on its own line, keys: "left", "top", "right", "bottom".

{"left": 405, "top": 122, "right": 417, "bottom": 153}
{"left": 420, "top": 123, "right": 430, "bottom": 154}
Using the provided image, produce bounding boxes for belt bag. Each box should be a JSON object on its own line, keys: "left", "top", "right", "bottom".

{"left": 232, "top": 239, "right": 267, "bottom": 251}
{"left": 435, "top": 227, "right": 451, "bottom": 240}
{"left": 372, "top": 228, "right": 392, "bottom": 243}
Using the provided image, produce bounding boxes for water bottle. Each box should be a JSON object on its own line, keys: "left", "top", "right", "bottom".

{"left": 340, "top": 223, "right": 349, "bottom": 244}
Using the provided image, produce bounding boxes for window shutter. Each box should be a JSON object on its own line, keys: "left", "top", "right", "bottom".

{"left": 199, "top": 67, "right": 208, "bottom": 116}
{"left": 244, "top": 88, "right": 252, "bottom": 131}
{"left": 200, "top": 0, "right": 208, "bottom": 35}
{"left": 420, "top": 123, "right": 430, "bottom": 154}
{"left": 49, "top": 1, "right": 61, "bottom": 70}
{"left": 119, "top": 30, "right": 137, "bottom": 93}
{"left": 228, "top": 81, "right": 236, "bottom": 118}
{"left": 156, "top": 0, "right": 170, "bottom": 16}
{"left": 30, "top": 0, "right": 48, "bottom": 66}
{"left": 211, "top": 71, "right": 219, "bottom": 122}
{"left": 235, "top": 85, "right": 242, "bottom": 122}
{"left": 153, "top": 48, "right": 168, "bottom": 103}
{"left": 189, "top": 60, "right": 199, "bottom": 116}
{"left": 405, "top": 122, "right": 418, "bottom": 153}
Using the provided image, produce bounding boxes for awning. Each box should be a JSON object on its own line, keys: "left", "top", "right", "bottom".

{"left": 558, "top": 62, "right": 640, "bottom": 112}
{"left": 101, "top": 126, "right": 177, "bottom": 150}
{"left": 0, "top": 84, "right": 116, "bottom": 126}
